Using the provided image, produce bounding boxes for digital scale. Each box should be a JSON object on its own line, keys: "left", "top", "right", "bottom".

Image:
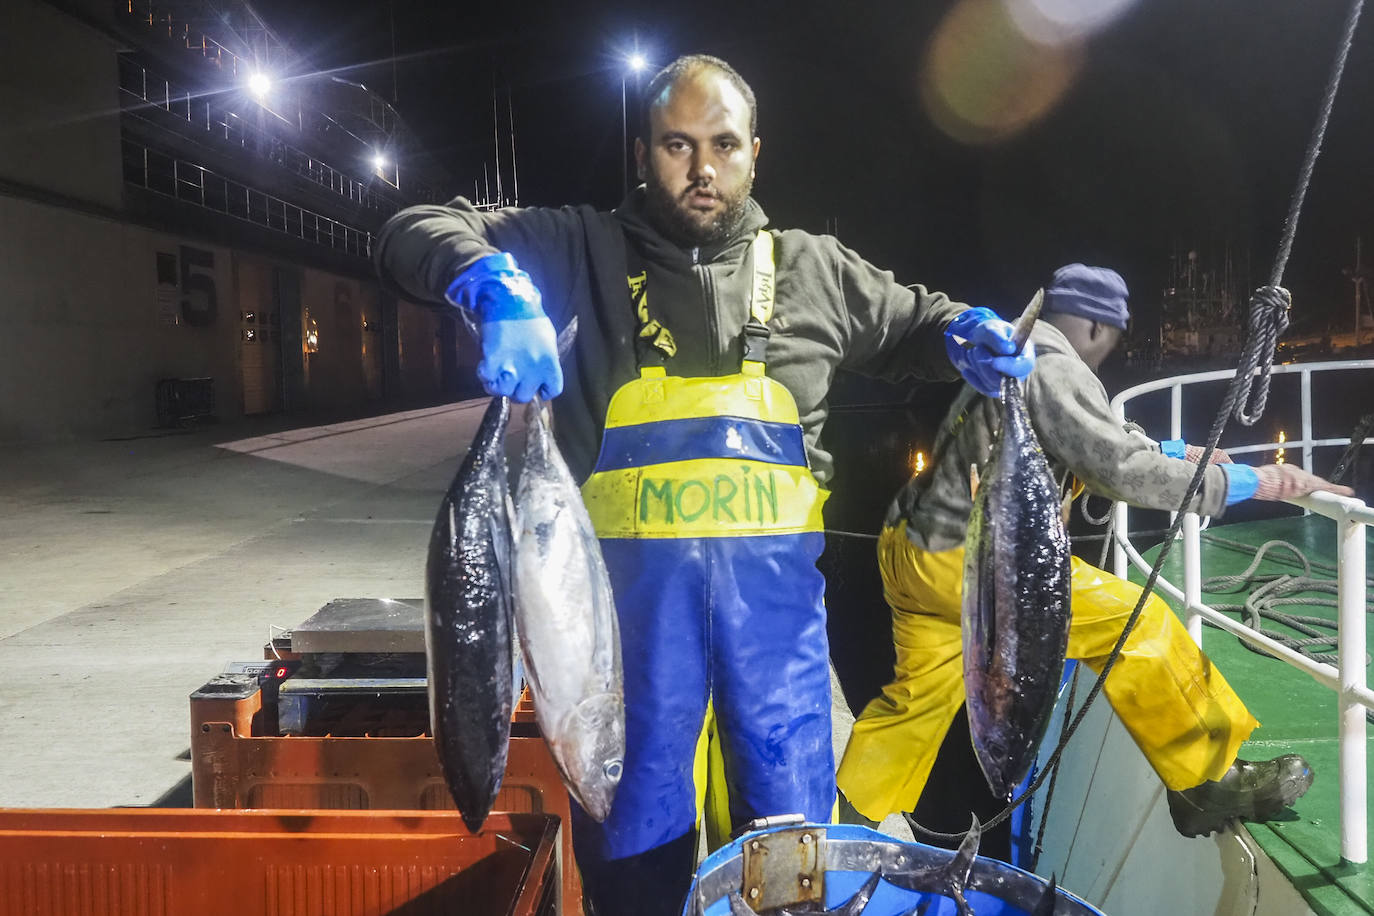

{"left": 192, "top": 597, "right": 433, "bottom": 737}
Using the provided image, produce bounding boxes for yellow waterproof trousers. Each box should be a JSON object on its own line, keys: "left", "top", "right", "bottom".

{"left": 836, "top": 526, "right": 1260, "bottom": 822}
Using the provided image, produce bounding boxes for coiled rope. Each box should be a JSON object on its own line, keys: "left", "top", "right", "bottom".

{"left": 1199, "top": 536, "right": 1374, "bottom": 708}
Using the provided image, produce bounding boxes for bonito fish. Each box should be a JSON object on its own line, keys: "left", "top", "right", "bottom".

{"left": 961, "top": 295, "right": 1072, "bottom": 800}
{"left": 425, "top": 395, "right": 515, "bottom": 832}
{"left": 513, "top": 397, "right": 625, "bottom": 821}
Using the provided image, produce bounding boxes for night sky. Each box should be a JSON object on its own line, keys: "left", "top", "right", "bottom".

{"left": 262, "top": 0, "right": 1374, "bottom": 335}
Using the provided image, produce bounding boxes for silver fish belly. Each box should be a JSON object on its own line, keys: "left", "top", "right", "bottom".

{"left": 513, "top": 399, "right": 625, "bottom": 821}
{"left": 962, "top": 376, "right": 1072, "bottom": 799}
{"left": 424, "top": 395, "right": 515, "bottom": 833}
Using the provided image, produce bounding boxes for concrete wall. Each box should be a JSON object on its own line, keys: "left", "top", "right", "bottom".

{"left": 396, "top": 299, "right": 446, "bottom": 401}
{"left": 397, "top": 305, "right": 474, "bottom": 402}
{"left": 299, "top": 267, "right": 382, "bottom": 412}
{"left": 0, "top": 193, "right": 235, "bottom": 438}
{"left": 0, "top": 0, "right": 123, "bottom": 209}
{"left": 0, "top": 0, "right": 460, "bottom": 441}
{"left": 0, "top": 191, "right": 450, "bottom": 441}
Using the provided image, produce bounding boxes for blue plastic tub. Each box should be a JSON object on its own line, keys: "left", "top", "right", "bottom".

{"left": 683, "top": 822, "right": 1105, "bottom": 916}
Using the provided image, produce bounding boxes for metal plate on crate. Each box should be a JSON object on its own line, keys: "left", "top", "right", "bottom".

{"left": 691, "top": 837, "right": 948, "bottom": 916}
{"left": 290, "top": 598, "right": 424, "bottom": 654}
{"left": 739, "top": 826, "right": 825, "bottom": 911}
{"left": 278, "top": 677, "right": 428, "bottom": 696}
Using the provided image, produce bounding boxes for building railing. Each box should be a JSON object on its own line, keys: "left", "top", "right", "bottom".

{"left": 120, "top": 1, "right": 455, "bottom": 205}
{"left": 122, "top": 138, "right": 372, "bottom": 258}
{"left": 117, "top": 57, "right": 398, "bottom": 218}
{"left": 123, "top": 0, "right": 400, "bottom": 136}
{"left": 126, "top": 0, "right": 287, "bottom": 85}
{"left": 1109, "top": 359, "right": 1374, "bottom": 863}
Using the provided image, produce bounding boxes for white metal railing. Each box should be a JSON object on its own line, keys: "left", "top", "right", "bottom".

{"left": 1108, "top": 359, "right": 1374, "bottom": 863}
{"left": 121, "top": 138, "right": 373, "bottom": 258}
{"left": 115, "top": 57, "right": 399, "bottom": 216}
{"left": 120, "top": 0, "right": 451, "bottom": 204}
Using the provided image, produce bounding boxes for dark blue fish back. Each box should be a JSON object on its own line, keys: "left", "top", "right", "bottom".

{"left": 963, "top": 377, "right": 1072, "bottom": 799}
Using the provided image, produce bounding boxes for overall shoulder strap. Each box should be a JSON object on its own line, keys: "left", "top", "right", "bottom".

{"left": 624, "top": 237, "right": 675, "bottom": 369}
{"left": 742, "top": 230, "right": 776, "bottom": 370}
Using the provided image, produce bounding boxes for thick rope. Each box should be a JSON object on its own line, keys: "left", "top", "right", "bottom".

{"left": 1200, "top": 537, "right": 1373, "bottom": 658}
{"left": 1199, "top": 536, "right": 1374, "bottom": 717}
{"left": 1202, "top": 530, "right": 1374, "bottom": 584}
{"left": 1330, "top": 412, "right": 1374, "bottom": 485}
{"left": 907, "top": 0, "right": 1365, "bottom": 842}
{"left": 824, "top": 528, "right": 880, "bottom": 541}
{"left": 1233, "top": 0, "right": 1364, "bottom": 431}
{"left": 1076, "top": 493, "right": 1118, "bottom": 568}
{"left": 1266, "top": 0, "right": 1367, "bottom": 289}
{"left": 1079, "top": 492, "right": 1115, "bottom": 528}
{"left": 1233, "top": 287, "right": 1291, "bottom": 426}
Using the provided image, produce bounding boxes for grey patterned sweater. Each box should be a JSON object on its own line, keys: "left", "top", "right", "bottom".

{"left": 888, "top": 321, "right": 1230, "bottom": 552}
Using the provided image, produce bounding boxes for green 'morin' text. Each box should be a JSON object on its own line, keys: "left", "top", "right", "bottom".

{"left": 639, "top": 466, "right": 779, "bottom": 525}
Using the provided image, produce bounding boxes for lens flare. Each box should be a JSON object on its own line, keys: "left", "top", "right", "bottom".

{"left": 920, "top": 0, "right": 1083, "bottom": 145}
{"left": 1005, "top": 0, "right": 1138, "bottom": 47}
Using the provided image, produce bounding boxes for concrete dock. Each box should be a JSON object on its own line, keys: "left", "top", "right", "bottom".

{"left": 0, "top": 400, "right": 910, "bottom": 838}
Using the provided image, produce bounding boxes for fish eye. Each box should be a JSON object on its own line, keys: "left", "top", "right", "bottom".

{"left": 604, "top": 759, "right": 623, "bottom": 783}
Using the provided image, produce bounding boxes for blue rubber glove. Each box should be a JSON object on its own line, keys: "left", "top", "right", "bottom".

{"left": 445, "top": 253, "right": 562, "bottom": 402}
{"left": 944, "top": 307, "right": 1036, "bottom": 398}
{"left": 1159, "top": 438, "right": 1188, "bottom": 460}
{"left": 1220, "top": 463, "right": 1259, "bottom": 505}
{"left": 1161, "top": 438, "right": 1233, "bottom": 464}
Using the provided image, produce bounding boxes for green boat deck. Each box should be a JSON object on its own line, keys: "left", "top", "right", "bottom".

{"left": 1136, "top": 513, "right": 1374, "bottom": 915}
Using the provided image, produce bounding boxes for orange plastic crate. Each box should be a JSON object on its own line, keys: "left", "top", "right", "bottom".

{"left": 190, "top": 683, "right": 582, "bottom": 915}
{"left": 0, "top": 809, "right": 556, "bottom": 916}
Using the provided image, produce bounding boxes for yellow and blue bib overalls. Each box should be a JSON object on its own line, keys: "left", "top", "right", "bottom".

{"left": 575, "top": 232, "right": 833, "bottom": 903}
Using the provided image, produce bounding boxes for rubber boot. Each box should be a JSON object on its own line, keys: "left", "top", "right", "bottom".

{"left": 1166, "top": 754, "right": 1314, "bottom": 838}
{"left": 576, "top": 828, "right": 699, "bottom": 916}
{"left": 836, "top": 790, "right": 880, "bottom": 828}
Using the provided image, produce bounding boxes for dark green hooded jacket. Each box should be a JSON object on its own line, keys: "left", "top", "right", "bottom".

{"left": 374, "top": 189, "right": 968, "bottom": 483}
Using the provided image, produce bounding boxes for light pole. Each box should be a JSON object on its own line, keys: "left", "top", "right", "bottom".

{"left": 621, "top": 53, "right": 648, "bottom": 194}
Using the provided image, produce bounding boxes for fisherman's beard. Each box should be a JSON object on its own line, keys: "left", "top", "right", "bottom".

{"left": 643, "top": 169, "right": 753, "bottom": 248}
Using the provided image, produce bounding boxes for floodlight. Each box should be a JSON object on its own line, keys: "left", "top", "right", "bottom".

{"left": 248, "top": 72, "right": 271, "bottom": 98}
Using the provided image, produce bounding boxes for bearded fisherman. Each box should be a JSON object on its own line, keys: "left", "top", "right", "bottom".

{"left": 374, "top": 54, "right": 1032, "bottom": 916}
